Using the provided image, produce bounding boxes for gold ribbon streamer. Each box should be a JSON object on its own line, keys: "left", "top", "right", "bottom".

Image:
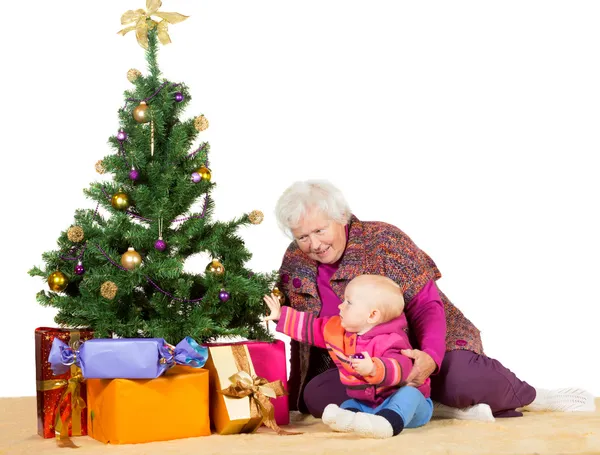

{"left": 219, "top": 345, "right": 300, "bottom": 435}
{"left": 53, "top": 366, "right": 86, "bottom": 441}
{"left": 36, "top": 331, "right": 86, "bottom": 443}
{"left": 118, "top": 0, "right": 189, "bottom": 49}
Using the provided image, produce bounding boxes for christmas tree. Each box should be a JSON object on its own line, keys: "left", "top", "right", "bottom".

{"left": 29, "top": 2, "right": 275, "bottom": 344}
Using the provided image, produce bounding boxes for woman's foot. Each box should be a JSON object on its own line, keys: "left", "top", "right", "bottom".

{"left": 432, "top": 401, "right": 495, "bottom": 421}
{"left": 524, "top": 388, "right": 596, "bottom": 412}
{"left": 352, "top": 412, "right": 394, "bottom": 439}
{"left": 321, "top": 404, "right": 357, "bottom": 432}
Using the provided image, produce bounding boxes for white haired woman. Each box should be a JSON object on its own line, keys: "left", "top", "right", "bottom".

{"left": 271, "top": 179, "right": 594, "bottom": 420}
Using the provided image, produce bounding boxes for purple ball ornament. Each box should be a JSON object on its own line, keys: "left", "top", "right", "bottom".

{"left": 218, "top": 290, "right": 230, "bottom": 302}
{"left": 116, "top": 130, "right": 128, "bottom": 142}
{"left": 174, "top": 92, "right": 184, "bottom": 103}
{"left": 154, "top": 238, "right": 167, "bottom": 251}
{"left": 129, "top": 168, "right": 139, "bottom": 181}
{"left": 74, "top": 262, "right": 85, "bottom": 276}
{"left": 191, "top": 172, "right": 201, "bottom": 183}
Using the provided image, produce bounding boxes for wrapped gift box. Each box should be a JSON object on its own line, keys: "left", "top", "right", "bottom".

{"left": 204, "top": 340, "right": 289, "bottom": 435}
{"left": 49, "top": 336, "right": 207, "bottom": 379}
{"left": 35, "top": 327, "right": 94, "bottom": 439}
{"left": 86, "top": 365, "right": 210, "bottom": 444}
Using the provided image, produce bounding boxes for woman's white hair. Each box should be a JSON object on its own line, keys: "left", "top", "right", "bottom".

{"left": 275, "top": 180, "right": 352, "bottom": 237}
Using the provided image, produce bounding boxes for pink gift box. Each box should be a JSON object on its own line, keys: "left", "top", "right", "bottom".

{"left": 206, "top": 340, "right": 289, "bottom": 425}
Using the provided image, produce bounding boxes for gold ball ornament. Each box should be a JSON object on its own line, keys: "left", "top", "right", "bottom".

{"left": 100, "top": 281, "right": 118, "bottom": 300}
{"left": 111, "top": 191, "right": 130, "bottom": 210}
{"left": 194, "top": 115, "right": 209, "bottom": 132}
{"left": 272, "top": 287, "right": 285, "bottom": 305}
{"left": 133, "top": 101, "right": 151, "bottom": 123}
{"left": 120, "top": 247, "right": 143, "bottom": 270}
{"left": 67, "top": 226, "right": 85, "bottom": 243}
{"left": 95, "top": 160, "right": 106, "bottom": 174}
{"left": 127, "top": 68, "right": 142, "bottom": 83}
{"left": 205, "top": 259, "right": 225, "bottom": 276}
{"left": 248, "top": 210, "right": 264, "bottom": 225}
{"left": 47, "top": 271, "right": 68, "bottom": 292}
{"left": 196, "top": 165, "right": 211, "bottom": 182}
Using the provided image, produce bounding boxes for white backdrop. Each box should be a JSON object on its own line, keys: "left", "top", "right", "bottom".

{"left": 1, "top": 1, "right": 599, "bottom": 398}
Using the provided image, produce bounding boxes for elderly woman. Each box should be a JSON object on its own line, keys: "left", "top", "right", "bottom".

{"left": 273, "top": 180, "right": 594, "bottom": 420}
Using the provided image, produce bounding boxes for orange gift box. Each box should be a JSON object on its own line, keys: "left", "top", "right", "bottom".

{"left": 86, "top": 365, "right": 210, "bottom": 444}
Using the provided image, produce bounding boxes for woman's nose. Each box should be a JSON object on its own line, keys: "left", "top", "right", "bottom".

{"left": 309, "top": 235, "right": 320, "bottom": 250}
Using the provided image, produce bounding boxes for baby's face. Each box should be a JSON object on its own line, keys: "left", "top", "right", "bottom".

{"left": 338, "top": 283, "right": 373, "bottom": 333}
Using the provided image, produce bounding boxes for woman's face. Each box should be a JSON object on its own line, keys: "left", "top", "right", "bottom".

{"left": 291, "top": 209, "right": 347, "bottom": 264}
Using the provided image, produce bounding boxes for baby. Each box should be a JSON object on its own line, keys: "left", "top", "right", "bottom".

{"left": 264, "top": 274, "right": 433, "bottom": 438}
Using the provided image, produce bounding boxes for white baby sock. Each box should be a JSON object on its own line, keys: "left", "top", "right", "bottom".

{"left": 321, "top": 404, "right": 357, "bottom": 432}
{"left": 524, "top": 388, "right": 596, "bottom": 412}
{"left": 352, "top": 412, "right": 394, "bottom": 439}
{"left": 432, "top": 401, "right": 495, "bottom": 421}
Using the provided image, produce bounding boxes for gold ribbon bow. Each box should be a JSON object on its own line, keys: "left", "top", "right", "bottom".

{"left": 118, "top": 0, "right": 189, "bottom": 49}
{"left": 219, "top": 345, "right": 300, "bottom": 435}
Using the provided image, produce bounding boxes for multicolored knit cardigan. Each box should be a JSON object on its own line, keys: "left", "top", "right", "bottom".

{"left": 277, "top": 215, "right": 483, "bottom": 410}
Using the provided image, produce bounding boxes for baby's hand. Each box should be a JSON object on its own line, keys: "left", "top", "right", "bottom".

{"left": 262, "top": 293, "right": 282, "bottom": 321}
{"left": 350, "top": 352, "right": 376, "bottom": 377}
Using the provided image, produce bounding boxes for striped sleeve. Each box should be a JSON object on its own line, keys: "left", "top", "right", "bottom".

{"left": 363, "top": 357, "right": 408, "bottom": 387}
{"left": 275, "top": 307, "right": 329, "bottom": 349}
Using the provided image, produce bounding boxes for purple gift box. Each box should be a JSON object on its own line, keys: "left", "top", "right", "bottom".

{"left": 48, "top": 337, "right": 208, "bottom": 379}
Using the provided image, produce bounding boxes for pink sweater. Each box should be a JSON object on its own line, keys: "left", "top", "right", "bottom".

{"left": 276, "top": 307, "right": 431, "bottom": 406}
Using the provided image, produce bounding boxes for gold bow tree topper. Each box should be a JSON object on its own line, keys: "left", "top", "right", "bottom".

{"left": 118, "top": 0, "right": 189, "bottom": 49}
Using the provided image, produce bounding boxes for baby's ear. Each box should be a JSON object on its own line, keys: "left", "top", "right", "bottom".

{"left": 368, "top": 309, "right": 382, "bottom": 324}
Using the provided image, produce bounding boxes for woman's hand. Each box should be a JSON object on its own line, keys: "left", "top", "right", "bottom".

{"left": 350, "top": 352, "right": 376, "bottom": 377}
{"left": 400, "top": 349, "right": 436, "bottom": 387}
{"left": 262, "top": 293, "right": 282, "bottom": 321}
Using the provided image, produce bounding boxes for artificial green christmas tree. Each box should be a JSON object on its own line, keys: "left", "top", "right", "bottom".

{"left": 29, "top": 3, "right": 275, "bottom": 344}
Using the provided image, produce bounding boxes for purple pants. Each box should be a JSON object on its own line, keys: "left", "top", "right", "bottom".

{"left": 303, "top": 350, "right": 537, "bottom": 418}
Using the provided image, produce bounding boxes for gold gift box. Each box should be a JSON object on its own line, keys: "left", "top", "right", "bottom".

{"left": 204, "top": 344, "right": 263, "bottom": 435}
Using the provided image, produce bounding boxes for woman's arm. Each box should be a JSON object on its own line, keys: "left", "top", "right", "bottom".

{"left": 403, "top": 280, "right": 446, "bottom": 372}
{"left": 380, "top": 227, "right": 447, "bottom": 378}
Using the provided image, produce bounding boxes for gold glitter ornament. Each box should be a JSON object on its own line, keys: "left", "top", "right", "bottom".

{"left": 95, "top": 160, "right": 106, "bottom": 174}
{"left": 48, "top": 271, "right": 68, "bottom": 292}
{"left": 111, "top": 191, "right": 131, "bottom": 210}
{"left": 133, "top": 101, "right": 151, "bottom": 123}
{"left": 127, "top": 68, "right": 142, "bottom": 82}
{"left": 248, "top": 210, "right": 264, "bottom": 225}
{"left": 101, "top": 281, "right": 118, "bottom": 300}
{"left": 67, "top": 226, "right": 85, "bottom": 243}
{"left": 205, "top": 259, "right": 225, "bottom": 276}
{"left": 196, "top": 165, "right": 211, "bottom": 182}
{"left": 120, "top": 247, "right": 143, "bottom": 270}
{"left": 194, "top": 115, "right": 209, "bottom": 132}
{"left": 272, "top": 287, "right": 285, "bottom": 305}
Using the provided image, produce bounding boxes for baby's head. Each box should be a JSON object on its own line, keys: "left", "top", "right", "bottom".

{"left": 338, "top": 274, "right": 405, "bottom": 334}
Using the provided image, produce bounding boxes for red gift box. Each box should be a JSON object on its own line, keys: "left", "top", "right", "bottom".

{"left": 35, "top": 327, "right": 94, "bottom": 439}
{"left": 206, "top": 339, "right": 289, "bottom": 426}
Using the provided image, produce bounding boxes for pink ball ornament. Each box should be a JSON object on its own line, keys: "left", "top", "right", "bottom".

{"left": 74, "top": 262, "right": 85, "bottom": 275}
{"left": 154, "top": 238, "right": 167, "bottom": 251}
{"left": 117, "top": 130, "right": 128, "bottom": 142}
{"left": 129, "top": 168, "right": 139, "bottom": 181}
